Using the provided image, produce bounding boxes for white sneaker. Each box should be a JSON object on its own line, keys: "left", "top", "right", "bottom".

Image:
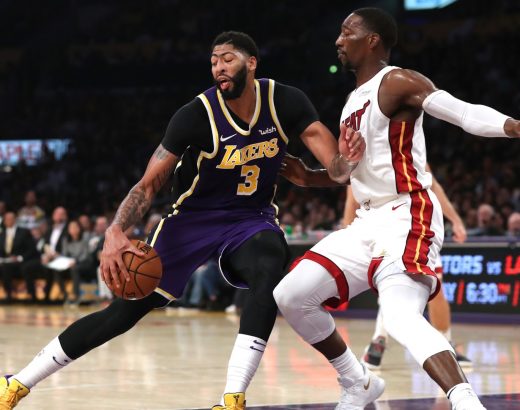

{"left": 452, "top": 397, "right": 486, "bottom": 410}
{"left": 335, "top": 363, "right": 385, "bottom": 410}
{"left": 449, "top": 383, "right": 486, "bottom": 410}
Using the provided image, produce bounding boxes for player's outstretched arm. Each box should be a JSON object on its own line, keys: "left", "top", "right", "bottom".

{"left": 385, "top": 69, "right": 520, "bottom": 139}
{"left": 279, "top": 153, "right": 346, "bottom": 187}
{"left": 101, "top": 144, "right": 179, "bottom": 290}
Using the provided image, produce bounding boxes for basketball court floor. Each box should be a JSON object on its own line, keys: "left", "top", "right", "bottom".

{"left": 0, "top": 305, "right": 519, "bottom": 409}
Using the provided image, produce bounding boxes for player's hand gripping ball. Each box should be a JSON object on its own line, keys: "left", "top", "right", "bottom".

{"left": 112, "top": 239, "right": 163, "bottom": 300}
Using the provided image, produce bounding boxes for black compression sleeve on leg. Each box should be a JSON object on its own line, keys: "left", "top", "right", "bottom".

{"left": 59, "top": 292, "right": 167, "bottom": 359}
{"left": 224, "top": 230, "right": 289, "bottom": 341}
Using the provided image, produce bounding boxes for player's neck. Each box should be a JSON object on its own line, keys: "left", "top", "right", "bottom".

{"left": 354, "top": 60, "right": 388, "bottom": 88}
{"left": 225, "top": 82, "right": 257, "bottom": 124}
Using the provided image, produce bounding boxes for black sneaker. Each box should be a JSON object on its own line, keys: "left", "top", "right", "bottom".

{"left": 361, "top": 336, "right": 386, "bottom": 370}
{"left": 451, "top": 342, "right": 472, "bottom": 368}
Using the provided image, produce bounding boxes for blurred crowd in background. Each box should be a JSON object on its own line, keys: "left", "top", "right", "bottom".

{"left": 0, "top": 0, "right": 519, "bottom": 305}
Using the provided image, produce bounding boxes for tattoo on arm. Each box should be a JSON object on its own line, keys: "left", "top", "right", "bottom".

{"left": 153, "top": 145, "right": 170, "bottom": 160}
{"left": 329, "top": 153, "right": 357, "bottom": 184}
{"left": 113, "top": 145, "right": 178, "bottom": 231}
{"left": 113, "top": 185, "right": 151, "bottom": 231}
{"left": 150, "top": 145, "right": 178, "bottom": 193}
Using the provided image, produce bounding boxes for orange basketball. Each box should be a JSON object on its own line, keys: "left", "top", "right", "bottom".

{"left": 113, "top": 239, "right": 163, "bottom": 300}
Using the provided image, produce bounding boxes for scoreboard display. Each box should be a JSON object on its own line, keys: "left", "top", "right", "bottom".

{"left": 440, "top": 245, "right": 520, "bottom": 314}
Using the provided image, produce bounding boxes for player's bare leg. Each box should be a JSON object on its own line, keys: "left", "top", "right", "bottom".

{"left": 312, "top": 330, "right": 347, "bottom": 360}
{"left": 423, "top": 351, "right": 467, "bottom": 392}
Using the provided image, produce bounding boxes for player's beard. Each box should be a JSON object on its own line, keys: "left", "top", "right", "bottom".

{"left": 216, "top": 65, "right": 248, "bottom": 100}
{"left": 339, "top": 53, "right": 354, "bottom": 72}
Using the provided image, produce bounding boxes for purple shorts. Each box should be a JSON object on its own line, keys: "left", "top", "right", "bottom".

{"left": 147, "top": 209, "right": 283, "bottom": 301}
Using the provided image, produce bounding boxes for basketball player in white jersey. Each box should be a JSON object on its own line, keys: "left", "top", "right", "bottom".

{"left": 342, "top": 170, "right": 471, "bottom": 370}
{"left": 274, "top": 7, "right": 519, "bottom": 410}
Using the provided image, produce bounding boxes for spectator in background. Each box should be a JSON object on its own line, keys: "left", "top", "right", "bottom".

{"left": 507, "top": 212, "right": 520, "bottom": 238}
{"left": 0, "top": 201, "right": 6, "bottom": 227}
{"left": 61, "top": 220, "right": 93, "bottom": 305}
{"left": 43, "top": 206, "right": 69, "bottom": 260}
{"left": 89, "top": 216, "right": 111, "bottom": 304}
{"left": 21, "top": 222, "right": 49, "bottom": 303}
{"left": 175, "top": 259, "right": 231, "bottom": 310}
{"left": 88, "top": 216, "right": 108, "bottom": 256}
{"left": 0, "top": 212, "right": 38, "bottom": 303}
{"left": 490, "top": 212, "right": 505, "bottom": 236}
{"left": 464, "top": 209, "right": 478, "bottom": 231}
{"left": 467, "top": 203, "right": 504, "bottom": 236}
{"left": 41, "top": 206, "right": 69, "bottom": 302}
{"left": 17, "top": 191, "right": 46, "bottom": 230}
{"left": 78, "top": 214, "right": 94, "bottom": 241}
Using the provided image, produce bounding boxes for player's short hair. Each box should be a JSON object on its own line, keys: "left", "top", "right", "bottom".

{"left": 211, "top": 31, "right": 259, "bottom": 60}
{"left": 353, "top": 7, "right": 398, "bottom": 51}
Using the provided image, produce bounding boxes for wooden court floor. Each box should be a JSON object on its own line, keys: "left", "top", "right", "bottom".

{"left": 0, "top": 305, "right": 519, "bottom": 409}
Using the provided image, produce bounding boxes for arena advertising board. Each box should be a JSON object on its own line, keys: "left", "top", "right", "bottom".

{"left": 440, "top": 246, "right": 520, "bottom": 314}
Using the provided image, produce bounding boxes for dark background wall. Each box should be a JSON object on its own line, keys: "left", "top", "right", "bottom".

{"left": 0, "top": 0, "right": 519, "bottom": 232}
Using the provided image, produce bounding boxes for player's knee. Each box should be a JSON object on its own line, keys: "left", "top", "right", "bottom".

{"left": 251, "top": 281, "right": 277, "bottom": 309}
{"left": 381, "top": 307, "right": 404, "bottom": 337}
{"left": 106, "top": 294, "right": 158, "bottom": 332}
{"left": 382, "top": 303, "right": 422, "bottom": 340}
{"left": 273, "top": 274, "right": 303, "bottom": 315}
{"left": 272, "top": 281, "right": 285, "bottom": 309}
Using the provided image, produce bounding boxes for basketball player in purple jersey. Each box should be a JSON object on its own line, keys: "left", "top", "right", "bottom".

{"left": 0, "top": 32, "right": 364, "bottom": 409}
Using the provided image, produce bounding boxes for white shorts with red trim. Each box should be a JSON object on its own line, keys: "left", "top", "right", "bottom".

{"left": 434, "top": 255, "right": 443, "bottom": 281}
{"left": 304, "top": 189, "right": 444, "bottom": 305}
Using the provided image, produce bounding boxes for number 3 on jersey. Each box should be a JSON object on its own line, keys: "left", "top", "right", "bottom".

{"left": 237, "top": 165, "right": 260, "bottom": 195}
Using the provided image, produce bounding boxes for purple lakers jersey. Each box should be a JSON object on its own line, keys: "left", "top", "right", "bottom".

{"left": 170, "top": 78, "right": 288, "bottom": 215}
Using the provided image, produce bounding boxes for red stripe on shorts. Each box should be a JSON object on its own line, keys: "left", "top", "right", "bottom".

{"left": 402, "top": 190, "right": 436, "bottom": 276}
{"left": 368, "top": 256, "right": 384, "bottom": 293}
{"left": 290, "top": 250, "right": 349, "bottom": 308}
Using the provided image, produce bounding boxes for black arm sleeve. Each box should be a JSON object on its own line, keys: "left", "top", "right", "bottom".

{"left": 273, "top": 83, "right": 320, "bottom": 140}
{"left": 160, "top": 98, "right": 213, "bottom": 155}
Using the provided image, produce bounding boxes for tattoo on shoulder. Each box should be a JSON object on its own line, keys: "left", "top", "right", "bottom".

{"left": 154, "top": 145, "right": 170, "bottom": 160}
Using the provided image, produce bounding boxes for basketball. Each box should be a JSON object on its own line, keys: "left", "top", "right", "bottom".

{"left": 112, "top": 239, "right": 163, "bottom": 300}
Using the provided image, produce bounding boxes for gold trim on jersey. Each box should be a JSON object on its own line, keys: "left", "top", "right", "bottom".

{"left": 270, "top": 183, "right": 280, "bottom": 225}
{"left": 148, "top": 219, "right": 175, "bottom": 300}
{"left": 171, "top": 93, "right": 220, "bottom": 215}
{"left": 217, "top": 80, "right": 261, "bottom": 136}
{"left": 398, "top": 121, "right": 413, "bottom": 191}
{"left": 268, "top": 79, "right": 289, "bottom": 144}
{"left": 154, "top": 287, "right": 175, "bottom": 301}
{"left": 149, "top": 217, "right": 165, "bottom": 247}
{"left": 413, "top": 190, "right": 427, "bottom": 274}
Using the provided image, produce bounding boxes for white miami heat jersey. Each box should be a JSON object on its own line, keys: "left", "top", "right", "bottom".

{"left": 341, "top": 66, "right": 432, "bottom": 206}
